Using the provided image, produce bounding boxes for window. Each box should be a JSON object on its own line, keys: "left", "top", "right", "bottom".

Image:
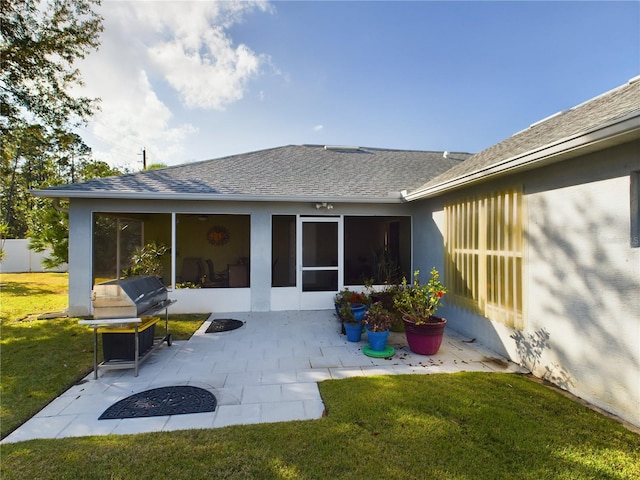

{"left": 344, "top": 216, "right": 411, "bottom": 285}
{"left": 176, "top": 214, "right": 250, "bottom": 288}
{"left": 444, "top": 188, "right": 524, "bottom": 328}
{"left": 93, "top": 213, "right": 173, "bottom": 285}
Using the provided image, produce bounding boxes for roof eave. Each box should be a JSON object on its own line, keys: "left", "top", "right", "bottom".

{"left": 404, "top": 111, "right": 640, "bottom": 201}
{"left": 29, "top": 190, "right": 407, "bottom": 204}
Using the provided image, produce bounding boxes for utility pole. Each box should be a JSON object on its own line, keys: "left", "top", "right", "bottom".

{"left": 139, "top": 147, "right": 147, "bottom": 170}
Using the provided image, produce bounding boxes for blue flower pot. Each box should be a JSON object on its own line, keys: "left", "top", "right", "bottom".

{"left": 344, "top": 322, "right": 363, "bottom": 342}
{"left": 351, "top": 304, "right": 366, "bottom": 322}
{"left": 366, "top": 329, "right": 390, "bottom": 351}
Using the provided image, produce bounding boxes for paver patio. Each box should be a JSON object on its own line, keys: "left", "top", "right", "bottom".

{"left": 2, "top": 310, "right": 527, "bottom": 444}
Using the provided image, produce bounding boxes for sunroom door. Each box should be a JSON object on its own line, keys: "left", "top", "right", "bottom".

{"left": 298, "top": 216, "right": 343, "bottom": 310}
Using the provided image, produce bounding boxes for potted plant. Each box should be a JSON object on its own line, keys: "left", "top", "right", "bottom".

{"left": 369, "top": 283, "right": 404, "bottom": 332}
{"left": 363, "top": 301, "right": 393, "bottom": 351}
{"left": 347, "top": 291, "right": 367, "bottom": 319}
{"left": 394, "top": 267, "right": 447, "bottom": 355}
{"left": 340, "top": 302, "right": 364, "bottom": 342}
{"left": 334, "top": 289, "right": 367, "bottom": 322}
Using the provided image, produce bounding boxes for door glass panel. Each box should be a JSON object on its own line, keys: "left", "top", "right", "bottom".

{"left": 303, "top": 270, "right": 338, "bottom": 292}
{"left": 272, "top": 215, "right": 296, "bottom": 287}
{"left": 303, "top": 222, "right": 338, "bottom": 267}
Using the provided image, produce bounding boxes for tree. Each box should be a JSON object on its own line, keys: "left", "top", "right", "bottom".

{"left": 0, "top": 222, "right": 8, "bottom": 261}
{"left": 1, "top": 123, "right": 50, "bottom": 238}
{"left": 1, "top": 0, "right": 103, "bottom": 134}
{"left": 1, "top": 0, "right": 104, "bottom": 235}
{"left": 1, "top": 0, "right": 106, "bottom": 266}
{"left": 1, "top": 126, "right": 94, "bottom": 237}
{"left": 146, "top": 163, "right": 167, "bottom": 170}
{"left": 28, "top": 158, "right": 123, "bottom": 268}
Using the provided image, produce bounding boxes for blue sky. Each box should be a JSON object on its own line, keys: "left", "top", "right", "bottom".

{"left": 76, "top": 1, "right": 640, "bottom": 169}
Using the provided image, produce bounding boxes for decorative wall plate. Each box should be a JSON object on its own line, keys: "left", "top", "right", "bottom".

{"left": 207, "top": 225, "right": 230, "bottom": 246}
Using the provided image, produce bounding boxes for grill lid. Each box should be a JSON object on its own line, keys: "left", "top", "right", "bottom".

{"left": 92, "top": 276, "right": 169, "bottom": 318}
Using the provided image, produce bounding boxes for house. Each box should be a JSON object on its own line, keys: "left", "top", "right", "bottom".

{"left": 33, "top": 77, "right": 640, "bottom": 426}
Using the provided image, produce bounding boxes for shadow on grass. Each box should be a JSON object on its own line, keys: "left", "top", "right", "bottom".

{"left": 0, "top": 281, "right": 64, "bottom": 297}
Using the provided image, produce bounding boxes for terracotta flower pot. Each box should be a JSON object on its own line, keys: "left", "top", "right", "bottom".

{"left": 402, "top": 316, "right": 446, "bottom": 355}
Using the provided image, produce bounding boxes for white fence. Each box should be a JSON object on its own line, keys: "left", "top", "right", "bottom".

{"left": 0, "top": 239, "right": 68, "bottom": 273}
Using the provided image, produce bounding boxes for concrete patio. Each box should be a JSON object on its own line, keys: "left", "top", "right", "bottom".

{"left": 2, "top": 310, "right": 527, "bottom": 444}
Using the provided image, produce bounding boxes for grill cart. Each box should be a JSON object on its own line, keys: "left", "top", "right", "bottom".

{"left": 79, "top": 276, "right": 176, "bottom": 378}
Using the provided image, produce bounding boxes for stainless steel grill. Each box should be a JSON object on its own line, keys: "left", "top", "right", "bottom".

{"left": 91, "top": 275, "right": 170, "bottom": 319}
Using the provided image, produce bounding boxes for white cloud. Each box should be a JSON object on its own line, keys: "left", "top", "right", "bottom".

{"left": 149, "top": 36, "right": 262, "bottom": 109}
{"left": 138, "top": 1, "right": 270, "bottom": 109}
{"left": 313, "top": 124, "right": 324, "bottom": 132}
{"left": 74, "top": 1, "right": 272, "bottom": 167}
{"left": 86, "top": 70, "right": 197, "bottom": 168}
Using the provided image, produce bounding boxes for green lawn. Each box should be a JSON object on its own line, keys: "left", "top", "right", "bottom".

{"left": 1, "top": 373, "right": 639, "bottom": 479}
{"left": 1, "top": 273, "right": 638, "bottom": 479}
{"left": 0, "top": 272, "right": 70, "bottom": 321}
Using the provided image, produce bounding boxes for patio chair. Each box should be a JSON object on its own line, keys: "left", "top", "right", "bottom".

{"left": 203, "top": 259, "right": 224, "bottom": 287}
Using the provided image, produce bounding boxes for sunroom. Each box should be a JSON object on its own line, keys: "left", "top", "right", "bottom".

{"left": 92, "top": 208, "right": 412, "bottom": 313}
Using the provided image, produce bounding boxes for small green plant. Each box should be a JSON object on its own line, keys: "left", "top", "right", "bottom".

{"left": 175, "top": 281, "right": 201, "bottom": 289}
{"left": 335, "top": 288, "right": 367, "bottom": 307}
{"left": 334, "top": 288, "right": 352, "bottom": 306}
{"left": 394, "top": 267, "right": 447, "bottom": 324}
{"left": 363, "top": 301, "right": 393, "bottom": 332}
{"left": 339, "top": 302, "right": 357, "bottom": 324}
{"left": 0, "top": 222, "right": 8, "bottom": 262}
{"left": 373, "top": 249, "right": 402, "bottom": 285}
{"left": 335, "top": 288, "right": 368, "bottom": 324}
{"left": 123, "top": 241, "right": 169, "bottom": 277}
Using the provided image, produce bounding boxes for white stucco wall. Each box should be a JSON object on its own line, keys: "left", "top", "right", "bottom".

{"left": 415, "top": 140, "right": 640, "bottom": 427}
{"left": 68, "top": 202, "right": 94, "bottom": 316}
{"left": 523, "top": 144, "right": 640, "bottom": 427}
{"left": 67, "top": 198, "right": 411, "bottom": 316}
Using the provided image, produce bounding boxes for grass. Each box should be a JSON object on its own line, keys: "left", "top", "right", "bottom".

{"left": 1, "top": 373, "right": 639, "bottom": 479}
{"left": 1, "top": 273, "right": 639, "bottom": 479}
{"left": 0, "top": 273, "right": 208, "bottom": 438}
{"left": 0, "top": 272, "right": 70, "bottom": 321}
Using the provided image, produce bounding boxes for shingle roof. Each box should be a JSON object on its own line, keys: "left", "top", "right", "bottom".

{"left": 37, "top": 145, "right": 471, "bottom": 201}
{"left": 409, "top": 77, "right": 640, "bottom": 197}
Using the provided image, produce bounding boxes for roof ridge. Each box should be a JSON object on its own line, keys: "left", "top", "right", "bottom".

{"left": 301, "top": 144, "right": 472, "bottom": 155}
{"left": 512, "top": 76, "right": 640, "bottom": 137}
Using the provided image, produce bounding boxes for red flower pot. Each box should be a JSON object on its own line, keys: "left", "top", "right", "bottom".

{"left": 402, "top": 316, "right": 447, "bottom": 355}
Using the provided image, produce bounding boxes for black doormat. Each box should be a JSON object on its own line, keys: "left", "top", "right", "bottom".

{"left": 99, "top": 386, "right": 217, "bottom": 420}
{"left": 206, "top": 318, "right": 245, "bottom": 333}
